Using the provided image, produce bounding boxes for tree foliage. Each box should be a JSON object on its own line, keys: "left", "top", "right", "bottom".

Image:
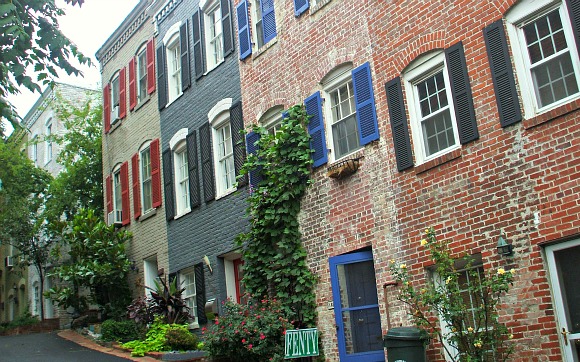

{"left": 0, "top": 0, "right": 90, "bottom": 136}
{"left": 236, "top": 105, "right": 317, "bottom": 327}
{"left": 47, "top": 208, "right": 132, "bottom": 319}
{"left": 42, "top": 90, "right": 103, "bottom": 225}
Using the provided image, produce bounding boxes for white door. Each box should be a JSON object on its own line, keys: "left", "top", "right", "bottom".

{"left": 546, "top": 239, "right": 580, "bottom": 361}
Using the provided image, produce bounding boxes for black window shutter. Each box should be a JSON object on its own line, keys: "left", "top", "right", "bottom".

{"left": 192, "top": 9, "right": 206, "bottom": 80}
{"left": 199, "top": 123, "right": 215, "bottom": 202}
{"left": 566, "top": 0, "right": 580, "bottom": 52}
{"left": 445, "top": 41, "right": 479, "bottom": 144}
{"left": 162, "top": 149, "right": 175, "bottom": 220}
{"left": 245, "top": 131, "right": 262, "bottom": 188}
{"left": 180, "top": 21, "right": 191, "bottom": 91}
{"left": 385, "top": 77, "right": 414, "bottom": 172}
{"left": 157, "top": 45, "right": 167, "bottom": 109}
{"left": 484, "top": 20, "right": 522, "bottom": 128}
{"left": 221, "top": 0, "right": 234, "bottom": 57}
{"left": 194, "top": 262, "right": 207, "bottom": 325}
{"left": 187, "top": 131, "right": 201, "bottom": 209}
{"left": 230, "top": 101, "right": 247, "bottom": 187}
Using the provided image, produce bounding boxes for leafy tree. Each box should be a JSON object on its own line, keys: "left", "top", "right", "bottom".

{"left": 42, "top": 90, "right": 103, "bottom": 225}
{"left": 0, "top": 0, "right": 90, "bottom": 136}
{"left": 0, "top": 136, "right": 52, "bottom": 319}
{"left": 47, "top": 208, "right": 132, "bottom": 320}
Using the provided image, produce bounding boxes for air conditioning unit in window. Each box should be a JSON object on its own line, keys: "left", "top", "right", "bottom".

{"left": 5, "top": 256, "right": 14, "bottom": 268}
{"left": 111, "top": 105, "right": 120, "bottom": 123}
{"left": 107, "top": 210, "right": 122, "bottom": 226}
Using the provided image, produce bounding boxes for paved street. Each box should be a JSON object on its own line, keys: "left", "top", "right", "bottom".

{"left": 0, "top": 331, "right": 132, "bottom": 362}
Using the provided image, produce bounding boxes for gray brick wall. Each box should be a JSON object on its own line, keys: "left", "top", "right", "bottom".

{"left": 156, "top": 0, "right": 247, "bottom": 306}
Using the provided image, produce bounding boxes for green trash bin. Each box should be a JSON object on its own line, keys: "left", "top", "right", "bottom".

{"left": 383, "top": 327, "right": 427, "bottom": 362}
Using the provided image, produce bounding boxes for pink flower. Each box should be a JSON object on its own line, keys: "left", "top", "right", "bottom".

{"left": 242, "top": 338, "right": 246, "bottom": 343}
{"left": 260, "top": 333, "right": 266, "bottom": 340}
{"left": 248, "top": 344, "right": 253, "bottom": 349}
{"left": 215, "top": 319, "right": 219, "bottom": 325}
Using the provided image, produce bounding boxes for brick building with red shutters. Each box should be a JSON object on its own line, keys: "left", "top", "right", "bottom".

{"left": 234, "top": 0, "right": 580, "bottom": 361}
{"left": 96, "top": 0, "right": 169, "bottom": 299}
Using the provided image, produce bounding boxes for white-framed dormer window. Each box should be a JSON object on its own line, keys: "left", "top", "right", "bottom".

{"left": 506, "top": 0, "right": 580, "bottom": 118}
{"left": 170, "top": 128, "right": 191, "bottom": 217}
{"left": 404, "top": 51, "right": 460, "bottom": 164}
{"left": 209, "top": 98, "right": 235, "bottom": 198}
{"left": 140, "top": 144, "right": 153, "bottom": 214}
{"left": 180, "top": 269, "right": 199, "bottom": 327}
{"left": 45, "top": 119, "right": 53, "bottom": 164}
{"left": 166, "top": 32, "right": 182, "bottom": 103}
{"left": 321, "top": 64, "right": 361, "bottom": 162}
{"left": 259, "top": 105, "right": 284, "bottom": 135}
{"left": 136, "top": 44, "right": 148, "bottom": 103}
{"left": 113, "top": 166, "right": 123, "bottom": 222}
{"left": 203, "top": 0, "right": 224, "bottom": 70}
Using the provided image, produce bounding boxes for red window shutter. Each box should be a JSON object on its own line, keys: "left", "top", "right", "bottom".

{"left": 147, "top": 38, "right": 156, "bottom": 95}
{"left": 105, "top": 174, "right": 113, "bottom": 215}
{"left": 121, "top": 161, "right": 131, "bottom": 225}
{"left": 132, "top": 153, "right": 141, "bottom": 219}
{"left": 103, "top": 84, "right": 111, "bottom": 133}
{"left": 129, "top": 58, "right": 137, "bottom": 111}
{"left": 119, "top": 67, "right": 127, "bottom": 119}
{"left": 150, "top": 138, "right": 162, "bottom": 208}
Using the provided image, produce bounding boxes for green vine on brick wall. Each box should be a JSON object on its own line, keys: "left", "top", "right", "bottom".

{"left": 236, "top": 105, "right": 317, "bottom": 327}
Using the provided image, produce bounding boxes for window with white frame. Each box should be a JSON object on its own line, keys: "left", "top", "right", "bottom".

{"left": 174, "top": 142, "right": 190, "bottom": 214}
{"left": 136, "top": 44, "right": 148, "bottom": 103}
{"left": 322, "top": 66, "right": 361, "bottom": 161}
{"left": 166, "top": 34, "right": 182, "bottom": 103}
{"left": 111, "top": 74, "right": 120, "bottom": 116}
{"left": 252, "top": 0, "right": 265, "bottom": 49}
{"left": 506, "top": 0, "right": 580, "bottom": 117}
{"left": 113, "top": 167, "right": 123, "bottom": 222}
{"left": 180, "top": 270, "right": 198, "bottom": 325}
{"left": 210, "top": 107, "right": 235, "bottom": 197}
{"left": 45, "top": 120, "right": 53, "bottom": 164}
{"left": 31, "top": 135, "right": 38, "bottom": 165}
{"left": 143, "top": 257, "right": 159, "bottom": 298}
{"left": 140, "top": 145, "right": 153, "bottom": 213}
{"left": 259, "top": 106, "right": 284, "bottom": 135}
{"left": 404, "top": 52, "right": 460, "bottom": 163}
{"left": 203, "top": 1, "right": 224, "bottom": 70}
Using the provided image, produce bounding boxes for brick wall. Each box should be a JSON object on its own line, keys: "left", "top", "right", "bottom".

{"left": 236, "top": 0, "right": 579, "bottom": 360}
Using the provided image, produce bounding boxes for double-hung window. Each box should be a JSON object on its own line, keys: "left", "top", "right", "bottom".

{"left": 204, "top": 2, "right": 224, "bottom": 70}
{"left": 167, "top": 35, "right": 182, "bottom": 103}
{"left": 259, "top": 106, "right": 284, "bottom": 135}
{"left": 174, "top": 143, "right": 190, "bottom": 214}
{"left": 253, "top": 0, "right": 265, "bottom": 49}
{"left": 181, "top": 270, "right": 198, "bottom": 325}
{"left": 405, "top": 52, "right": 459, "bottom": 162}
{"left": 113, "top": 168, "right": 123, "bottom": 222}
{"left": 506, "top": 0, "right": 580, "bottom": 117}
{"left": 137, "top": 46, "right": 148, "bottom": 103}
{"left": 45, "top": 121, "right": 53, "bottom": 164}
{"left": 111, "top": 75, "right": 120, "bottom": 116}
{"left": 214, "top": 120, "right": 235, "bottom": 195}
{"left": 140, "top": 146, "right": 153, "bottom": 213}
{"left": 328, "top": 80, "right": 359, "bottom": 159}
{"left": 31, "top": 135, "right": 38, "bottom": 165}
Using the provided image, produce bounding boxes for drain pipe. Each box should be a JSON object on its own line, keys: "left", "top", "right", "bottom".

{"left": 383, "top": 281, "right": 398, "bottom": 330}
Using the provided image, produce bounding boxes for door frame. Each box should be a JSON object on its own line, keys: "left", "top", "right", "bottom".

{"left": 545, "top": 238, "right": 580, "bottom": 361}
{"left": 329, "top": 250, "right": 385, "bottom": 362}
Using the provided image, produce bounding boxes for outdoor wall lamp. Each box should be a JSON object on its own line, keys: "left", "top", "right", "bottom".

{"left": 203, "top": 255, "right": 213, "bottom": 275}
{"left": 496, "top": 231, "right": 513, "bottom": 256}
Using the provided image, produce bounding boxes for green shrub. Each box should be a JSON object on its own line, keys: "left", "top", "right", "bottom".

{"left": 101, "top": 319, "right": 143, "bottom": 342}
{"left": 121, "top": 317, "right": 198, "bottom": 357}
{"left": 203, "top": 298, "right": 293, "bottom": 362}
{"left": 165, "top": 325, "right": 198, "bottom": 351}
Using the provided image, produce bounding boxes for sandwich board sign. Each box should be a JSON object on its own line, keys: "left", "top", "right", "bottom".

{"left": 284, "top": 328, "right": 319, "bottom": 359}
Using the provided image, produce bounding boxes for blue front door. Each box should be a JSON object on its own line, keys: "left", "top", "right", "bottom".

{"left": 329, "top": 251, "right": 385, "bottom": 362}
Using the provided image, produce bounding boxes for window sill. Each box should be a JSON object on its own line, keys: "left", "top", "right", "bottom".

{"left": 165, "top": 92, "right": 184, "bottom": 109}
{"left": 133, "top": 96, "right": 151, "bottom": 112}
{"left": 203, "top": 59, "right": 225, "bottom": 77}
{"left": 310, "top": 0, "right": 332, "bottom": 15}
{"left": 523, "top": 98, "right": 580, "bottom": 130}
{"left": 109, "top": 119, "right": 122, "bottom": 134}
{"left": 415, "top": 148, "right": 462, "bottom": 175}
{"left": 138, "top": 208, "right": 157, "bottom": 222}
{"left": 252, "top": 38, "right": 277, "bottom": 61}
{"left": 215, "top": 187, "right": 237, "bottom": 201}
{"left": 174, "top": 207, "right": 192, "bottom": 220}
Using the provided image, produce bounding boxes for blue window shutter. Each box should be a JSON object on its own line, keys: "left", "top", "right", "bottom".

{"left": 261, "top": 0, "right": 277, "bottom": 44}
{"left": 445, "top": 41, "right": 478, "bottom": 144}
{"left": 245, "top": 131, "right": 262, "bottom": 188}
{"left": 352, "top": 62, "right": 379, "bottom": 145}
{"left": 305, "top": 91, "right": 328, "bottom": 168}
{"left": 385, "top": 77, "right": 413, "bottom": 172}
{"left": 236, "top": 0, "right": 252, "bottom": 60}
{"left": 294, "top": 0, "right": 309, "bottom": 17}
{"left": 484, "top": 20, "right": 522, "bottom": 128}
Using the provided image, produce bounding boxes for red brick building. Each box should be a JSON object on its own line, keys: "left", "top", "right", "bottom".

{"left": 234, "top": 0, "right": 580, "bottom": 361}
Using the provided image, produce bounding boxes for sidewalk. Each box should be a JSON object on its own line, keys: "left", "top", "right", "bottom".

{"left": 58, "top": 330, "right": 159, "bottom": 362}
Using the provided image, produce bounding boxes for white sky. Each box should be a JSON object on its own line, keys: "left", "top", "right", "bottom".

{"left": 6, "top": 0, "right": 140, "bottom": 129}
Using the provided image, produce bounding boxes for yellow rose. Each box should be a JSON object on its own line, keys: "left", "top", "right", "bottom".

{"left": 400, "top": 264, "right": 407, "bottom": 269}
{"left": 467, "top": 327, "right": 474, "bottom": 333}
{"left": 497, "top": 268, "right": 506, "bottom": 275}
{"left": 425, "top": 229, "right": 430, "bottom": 234}
{"left": 420, "top": 239, "right": 428, "bottom": 246}
{"left": 510, "top": 268, "right": 515, "bottom": 275}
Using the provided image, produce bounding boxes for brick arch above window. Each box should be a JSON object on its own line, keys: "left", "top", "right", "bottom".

{"left": 394, "top": 32, "right": 448, "bottom": 73}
